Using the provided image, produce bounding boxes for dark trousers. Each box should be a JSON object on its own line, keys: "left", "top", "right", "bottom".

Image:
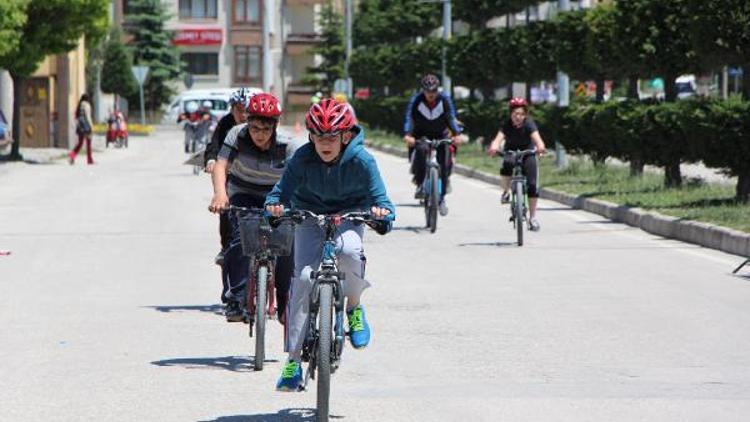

{"left": 224, "top": 193, "right": 293, "bottom": 319}
{"left": 410, "top": 142, "right": 452, "bottom": 200}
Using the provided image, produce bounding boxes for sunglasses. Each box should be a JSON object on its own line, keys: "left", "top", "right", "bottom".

{"left": 249, "top": 125, "right": 274, "bottom": 134}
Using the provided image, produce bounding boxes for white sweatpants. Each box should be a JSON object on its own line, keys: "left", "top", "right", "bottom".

{"left": 286, "top": 220, "right": 369, "bottom": 361}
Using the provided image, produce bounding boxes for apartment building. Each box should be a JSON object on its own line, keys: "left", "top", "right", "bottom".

{"left": 116, "top": 0, "right": 331, "bottom": 114}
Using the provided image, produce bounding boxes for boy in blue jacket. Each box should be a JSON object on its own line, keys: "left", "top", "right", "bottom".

{"left": 266, "top": 98, "right": 395, "bottom": 391}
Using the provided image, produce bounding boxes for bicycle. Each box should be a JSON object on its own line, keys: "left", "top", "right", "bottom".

{"left": 416, "top": 138, "right": 453, "bottom": 233}
{"left": 500, "top": 149, "right": 537, "bottom": 246}
{"left": 270, "top": 209, "right": 391, "bottom": 422}
{"left": 230, "top": 205, "right": 294, "bottom": 371}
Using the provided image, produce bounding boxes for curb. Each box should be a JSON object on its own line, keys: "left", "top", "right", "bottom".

{"left": 367, "top": 141, "right": 750, "bottom": 258}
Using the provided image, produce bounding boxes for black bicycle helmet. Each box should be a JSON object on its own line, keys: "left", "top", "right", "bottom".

{"left": 420, "top": 74, "right": 440, "bottom": 92}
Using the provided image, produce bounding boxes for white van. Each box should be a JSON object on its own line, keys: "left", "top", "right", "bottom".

{"left": 164, "top": 87, "right": 262, "bottom": 123}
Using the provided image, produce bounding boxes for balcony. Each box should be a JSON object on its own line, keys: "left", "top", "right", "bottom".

{"left": 285, "top": 0, "right": 324, "bottom": 6}
{"left": 286, "top": 83, "right": 316, "bottom": 106}
{"left": 285, "top": 33, "right": 322, "bottom": 55}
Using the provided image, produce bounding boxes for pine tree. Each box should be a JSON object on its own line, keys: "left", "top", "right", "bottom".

{"left": 304, "top": 1, "right": 345, "bottom": 94}
{"left": 101, "top": 29, "right": 137, "bottom": 107}
{"left": 125, "top": 0, "right": 183, "bottom": 114}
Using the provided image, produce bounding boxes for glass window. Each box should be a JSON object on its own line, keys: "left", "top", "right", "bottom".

{"left": 179, "top": 0, "right": 218, "bottom": 19}
{"left": 234, "top": 46, "right": 261, "bottom": 83}
{"left": 182, "top": 53, "right": 219, "bottom": 75}
{"left": 234, "top": 0, "right": 260, "bottom": 24}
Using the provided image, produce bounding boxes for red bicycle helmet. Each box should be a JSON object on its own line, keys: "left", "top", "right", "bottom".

{"left": 509, "top": 97, "right": 529, "bottom": 110}
{"left": 306, "top": 98, "right": 356, "bottom": 136}
{"left": 247, "top": 93, "right": 282, "bottom": 119}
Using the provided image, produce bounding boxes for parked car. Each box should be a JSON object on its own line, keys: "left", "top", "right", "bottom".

{"left": 164, "top": 87, "right": 262, "bottom": 123}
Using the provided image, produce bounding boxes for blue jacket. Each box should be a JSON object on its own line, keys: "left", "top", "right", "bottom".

{"left": 265, "top": 126, "right": 395, "bottom": 231}
{"left": 403, "top": 91, "right": 461, "bottom": 139}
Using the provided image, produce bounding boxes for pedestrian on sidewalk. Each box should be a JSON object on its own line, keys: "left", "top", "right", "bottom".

{"left": 69, "top": 94, "right": 94, "bottom": 165}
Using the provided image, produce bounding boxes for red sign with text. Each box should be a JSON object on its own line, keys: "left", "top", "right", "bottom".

{"left": 173, "top": 29, "right": 223, "bottom": 46}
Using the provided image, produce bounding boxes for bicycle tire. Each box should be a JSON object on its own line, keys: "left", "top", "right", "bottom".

{"left": 316, "top": 283, "right": 333, "bottom": 422}
{"left": 254, "top": 265, "right": 268, "bottom": 371}
{"left": 428, "top": 167, "right": 439, "bottom": 233}
{"left": 515, "top": 182, "right": 524, "bottom": 246}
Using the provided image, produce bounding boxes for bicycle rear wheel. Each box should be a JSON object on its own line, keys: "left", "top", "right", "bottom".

{"left": 428, "top": 167, "right": 439, "bottom": 233}
{"left": 515, "top": 182, "right": 524, "bottom": 246}
{"left": 254, "top": 265, "right": 268, "bottom": 371}
{"left": 316, "top": 283, "right": 333, "bottom": 422}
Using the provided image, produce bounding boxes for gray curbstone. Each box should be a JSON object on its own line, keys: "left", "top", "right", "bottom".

{"left": 367, "top": 141, "right": 750, "bottom": 258}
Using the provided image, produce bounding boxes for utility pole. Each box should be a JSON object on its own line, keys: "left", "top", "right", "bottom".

{"left": 344, "top": 0, "right": 353, "bottom": 98}
{"left": 442, "top": 0, "right": 452, "bottom": 94}
{"left": 262, "top": 0, "right": 272, "bottom": 92}
{"left": 556, "top": 0, "right": 570, "bottom": 107}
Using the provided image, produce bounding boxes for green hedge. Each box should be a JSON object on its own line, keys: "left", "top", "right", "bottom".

{"left": 353, "top": 96, "right": 750, "bottom": 201}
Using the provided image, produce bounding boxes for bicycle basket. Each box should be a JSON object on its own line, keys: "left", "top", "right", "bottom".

{"left": 236, "top": 212, "right": 294, "bottom": 257}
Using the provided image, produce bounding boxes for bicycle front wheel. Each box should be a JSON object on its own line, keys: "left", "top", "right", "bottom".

{"left": 515, "top": 182, "right": 524, "bottom": 246}
{"left": 316, "top": 283, "right": 333, "bottom": 422}
{"left": 254, "top": 264, "right": 268, "bottom": 371}
{"left": 428, "top": 167, "right": 439, "bottom": 233}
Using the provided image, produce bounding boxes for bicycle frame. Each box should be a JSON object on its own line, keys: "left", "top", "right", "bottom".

{"left": 304, "top": 219, "right": 346, "bottom": 378}
{"left": 510, "top": 165, "right": 528, "bottom": 227}
{"left": 419, "top": 138, "right": 452, "bottom": 202}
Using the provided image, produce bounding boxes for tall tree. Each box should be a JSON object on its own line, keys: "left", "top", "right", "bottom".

{"left": 101, "top": 29, "right": 137, "bottom": 107}
{"left": 689, "top": 0, "right": 750, "bottom": 98}
{"left": 125, "top": 0, "right": 183, "bottom": 115}
{"left": 453, "top": 0, "right": 532, "bottom": 29}
{"left": 304, "top": 1, "right": 345, "bottom": 94}
{"left": 354, "top": 0, "right": 440, "bottom": 46}
{"left": 0, "top": 0, "right": 109, "bottom": 161}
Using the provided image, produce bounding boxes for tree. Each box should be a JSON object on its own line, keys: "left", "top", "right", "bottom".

{"left": 689, "top": 0, "right": 750, "bottom": 98}
{"left": 125, "top": 0, "right": 183, "bottom": 115}
{"left": 101, "top": 29, "right": 137, "bottom": 107}
{"left": 304, "top": 1, "right": 345, "bottom": 94}
{"left": 0, "top": 0, "right": 27, "bottom": 60}
{"left": 453, "top": 0, "right": 532, "bottom": 30}
{"left": 0, "top": 0, "right": 109, "bottom": 161}
{"left": 354, "top": 0, "right": 440, "bottom": 46}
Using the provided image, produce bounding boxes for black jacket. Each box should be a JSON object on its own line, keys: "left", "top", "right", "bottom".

{"left": 204, "top": 113, "right": 237, "bottom": 166}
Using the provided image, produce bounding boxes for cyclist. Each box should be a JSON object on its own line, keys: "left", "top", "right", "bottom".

{"left": 204, "top": 89, "right": 250, "bottom": 266}
{"left": 403, "top": 74, "right": 463, "bottom": 216}
{"left": 487, "top": 97, "right": 547, "bottom": 231}
{"left": 178, "top": 101, "right": 211, "bottom": 153}
{"left": 265, "top": 98, "right": 394, "bottom": 392}
{"left": 208, "top": 93, "right": 296, "bottom": 323}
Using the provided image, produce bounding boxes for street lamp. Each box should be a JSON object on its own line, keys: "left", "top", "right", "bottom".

{"left": 418, "top": 0, "right": 452, "bottom": 95}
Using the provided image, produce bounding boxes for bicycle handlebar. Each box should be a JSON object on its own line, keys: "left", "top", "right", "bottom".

{"left": 417, "top": 138, "right": 453, "bottom": 147}
{"left": 268, "top": 208, "right": 394, "bottom": 232}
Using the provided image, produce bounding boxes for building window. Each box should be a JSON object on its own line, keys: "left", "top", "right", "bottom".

{"left": 234, "top": 0, "right": 260, "bottom": 24}
{"left": 234, "top": 46, "right": 261, "bottom": 83}
{"left": 179, "top": 0, "right": 218, "bottom": 19}
{"left": 182, "top": 53, "right": 219, "bottom": 75}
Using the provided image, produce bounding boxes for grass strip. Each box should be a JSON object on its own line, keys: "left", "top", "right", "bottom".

{"left": 366, "top": 129, "right": 749, "bottom": 233}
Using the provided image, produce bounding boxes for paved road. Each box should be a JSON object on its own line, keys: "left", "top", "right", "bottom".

{"left": 1, "top": 126, "right": 749, "bottom": 421}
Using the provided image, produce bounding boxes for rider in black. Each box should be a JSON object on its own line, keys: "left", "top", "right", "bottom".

{"left": 205, "top": 88, "right": 250, "bottom": 267}
{"left": 403, "top": 74, "right": 463, "bottom": 216}
{"left": 488, "top": 97, "right": 547, "bottom": 231}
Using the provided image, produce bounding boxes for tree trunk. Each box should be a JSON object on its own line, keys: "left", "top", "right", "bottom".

{"left": 595, "top": 77, "right": 605, "bottom": 103}
{"left": 737, "top": 171, "right": 750, "bottom": 203}
{"left": 629, "top": 157, "right": 644, "bottom": 177}
{"left": 627, "top": 76, "right": 639, "bottom": 99}
{"left": 664, "top": 74, "right": 677, "bottom": 102}
{"left": 664, "top": 161, "right": 682, "bottom": 187}
{"left": 7, "top": 73, "right": 23, "bottom": 161}
{"left": 743, "top": 63, "right": 750, "bottom": 100}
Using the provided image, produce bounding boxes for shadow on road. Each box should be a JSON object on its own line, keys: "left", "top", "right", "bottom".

{"left": 394, "top": 202, "right": 422, "bottom": 208}
{"left": 392, "top": 225, "right": 427, "bottom": 234}
{"left": 151, "top": 355, "right": 277, "bottom": 372}
{"left": 458, "top": 241, "right": 516, "bottom": 247}
{"left": 144, "top": 304, "right": 224, "bottom": 316}
{"left": 198, "top": 408, "right": 344, "bottom": 421}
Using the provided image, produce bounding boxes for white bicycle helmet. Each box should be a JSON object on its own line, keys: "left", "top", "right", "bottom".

{"left": 202, "top": 100, "right": 213, "bottom": 109}
{"left": 185, "top": 101, "right": 199, "bottom": 113}
{"left": 229, "top": 87, "right": 249, "bottom": 106}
